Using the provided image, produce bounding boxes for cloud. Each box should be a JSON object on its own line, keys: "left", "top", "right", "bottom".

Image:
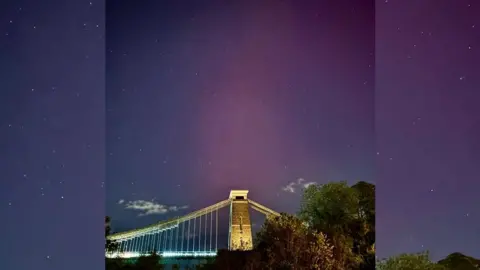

{"left": 303, "top": 182, "right": 316, "bottom": 188}
{"left": 282, "top": 182, "right": 296, "bottom": 193}
{"left": 168, "top": 205, "right": 189, "bottom": 212}
{"left": 123, "top": 200, "right": 189, "bottom": 216}
{"left": 281, "top": 178, "right": 317, "bottom": 193}
{"left": 118, "top": 199, "right": 125, "bottom": 204}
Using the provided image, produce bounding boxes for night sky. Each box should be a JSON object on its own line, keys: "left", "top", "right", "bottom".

{"left": 376, "top": 0, "right": 480, "bottom": 261}
{"left": 106, "top": 0, "right": 374, "bottom": 250}
{"left": 0, "top": 1, "right": 478, "bottom": 270}
{"left": 0, "top": 0, "right": 105, "bottom": 269}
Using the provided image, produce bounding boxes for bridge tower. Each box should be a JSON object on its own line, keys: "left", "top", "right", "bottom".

{"left": 228, "top": 190, "right": 253, "bottom": 251}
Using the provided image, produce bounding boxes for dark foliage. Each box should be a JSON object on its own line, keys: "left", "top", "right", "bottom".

{"left": 438, "top": 253, "right": 480, "bottom": 270}
{"left": 378, "top": 251, "right": 480, "bottom": 270}
{"left": 106, "top": 216, "right": 120, "bottom": 253}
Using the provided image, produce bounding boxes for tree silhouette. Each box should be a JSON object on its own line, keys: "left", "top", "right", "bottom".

{"left": 379, "top": 251, "right": 480, "bottom": 270}
{"left": 351, "top": 181, "right": 375, "bottom": 270}
{"left": 377, "top": 252, "right": 446, "bottom": 270}
{"left": 438, "top": 252, "right": 480, "bottom": 270}
{"left": 105, "top": 216, "right": 120, "bottom": 253}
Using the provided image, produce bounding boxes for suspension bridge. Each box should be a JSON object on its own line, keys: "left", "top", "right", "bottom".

{"left": 106, "top": 190, "right": 280, "bottom": 258}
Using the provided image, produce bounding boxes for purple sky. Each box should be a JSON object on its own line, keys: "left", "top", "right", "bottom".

{"left": 0, "top": 1, "right": 478, "bottom": 270}
{"left": 106, "top": 0, "right": 373, "bottom": 249}
{"left": 376, "top": 0, "right": 480, "bottom": 260}
{"left": 0, "top": 0, "right": 105, "bottom": 269}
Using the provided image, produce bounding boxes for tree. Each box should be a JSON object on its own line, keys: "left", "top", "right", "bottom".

{"left": 254, "top": 213, "right": 336, "bottom": 270}
{"left": 298, "top": 182, "right": 368, "bottom": 269}
{"left": 377, "top": 252, "right": 446, "bottom": 270}
{"left": 105, "top": 216, "right": 120, "bottom": 253}
{"left": 351, "top": 181, "right": 375, "bottom": 226}
{"left": 437, "top": 252, "right": 480, "bottom": 270}
{"left": 351, "top": 181, "right": 375, "bottom": 270}
{"left": 105, "top": 257, "right": 127, "bottom": 270}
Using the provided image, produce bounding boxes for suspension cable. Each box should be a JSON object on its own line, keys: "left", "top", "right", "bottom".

{"left": 210, "top": 210, "right": 213, "bottom": 251}
{"left": 199, "top": 212, "right": 202, "bottom": 251}
{"left": 187, "top": 219, "right": 190, "bottom": 252}
{"left": 181, "top": 221, "right": 185, "bottom": 253}
{"left": 204, "top": 211, "right": 207, "bottom": 251}
{"left": 193, "top": 216, "right": 196, "bottom": 252}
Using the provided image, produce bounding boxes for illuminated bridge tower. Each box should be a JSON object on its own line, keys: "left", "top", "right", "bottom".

{"left": 228, "top": 190, "right": 253, "bottom": 250}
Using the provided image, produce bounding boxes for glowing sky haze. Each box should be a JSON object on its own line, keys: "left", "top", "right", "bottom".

{"left": 106, "top": 0, "right": 374, "bottom": 246}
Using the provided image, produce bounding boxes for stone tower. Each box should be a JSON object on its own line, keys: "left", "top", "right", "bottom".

{"left": 228, "top": 190, "right": 253, "bottom": 250}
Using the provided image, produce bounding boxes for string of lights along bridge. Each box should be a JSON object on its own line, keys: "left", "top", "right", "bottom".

{"left": 106, "top": 190, "right": 280, "bottom": 258}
